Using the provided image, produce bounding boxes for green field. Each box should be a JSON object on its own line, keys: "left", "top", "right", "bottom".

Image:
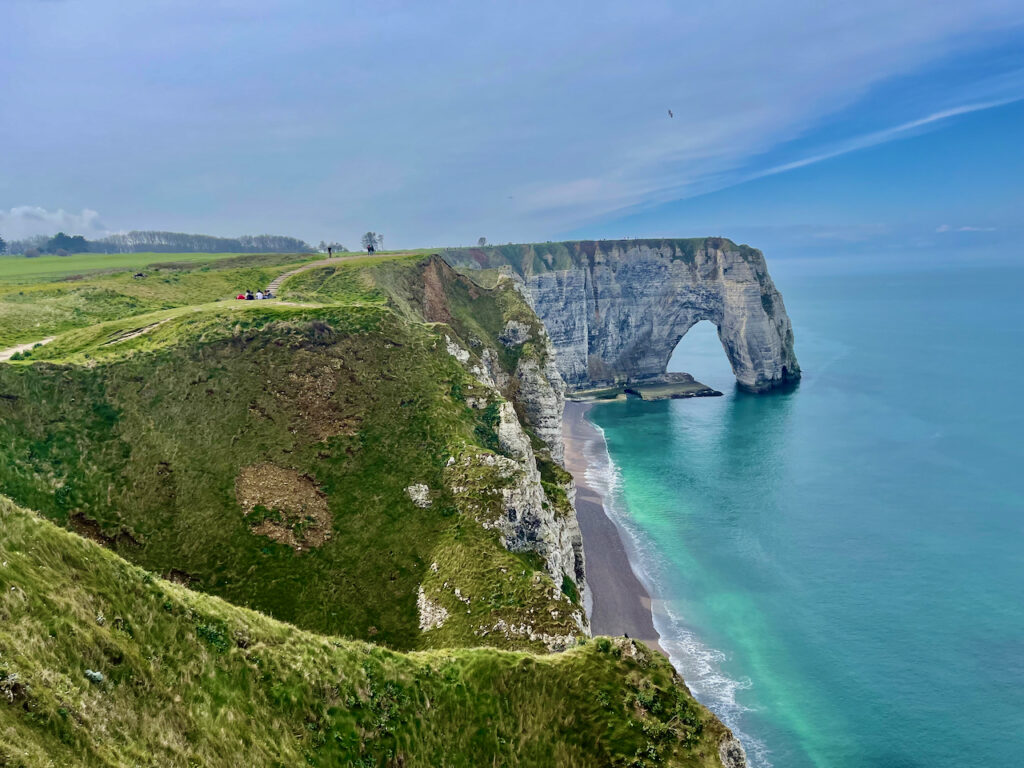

{"left": 0, "top": 251, "right": 436, "bottom": 349}
{"left": 0, "top": 251, "right": 264, "bottom": 283}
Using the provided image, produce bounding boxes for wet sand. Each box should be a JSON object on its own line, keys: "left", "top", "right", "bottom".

{"left": 563, "top": 400, "right": 665, "bottom": 655}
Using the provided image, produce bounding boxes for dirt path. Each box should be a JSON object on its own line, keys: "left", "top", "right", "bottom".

{"left": 0, "top": 337, "right": 56, "bottom": 362}
{"left": 266, "top": 255, "right": 362, "bottom": 295}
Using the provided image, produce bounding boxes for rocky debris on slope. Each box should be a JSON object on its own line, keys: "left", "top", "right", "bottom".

{"left": 498, "top": 319, "right": 531, "bottom": 347}
{"left": 473, "top": 616, "right": 580, "bottom": 652}
{"left": 417, "top": 585, "right": 450, "bottom": 631}
{"left": 719, "top": 735, "right": 748, "bottom": 768}
{"left": 405, "top": 484, "right": 432, "bottom": 508}
{"left": 444, "top": 336, "right": 470, "bottom": 363}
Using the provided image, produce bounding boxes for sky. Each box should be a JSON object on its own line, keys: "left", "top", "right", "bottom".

{"left": 2, "top": 0, "right": 1023, "bottom": 259}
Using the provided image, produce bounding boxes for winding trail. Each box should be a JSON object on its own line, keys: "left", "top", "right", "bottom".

{"left": 2, "top": 253, "right": 389, "bottom": 361}
{"left": 266, "top": 255, "right": 360, "bottom": 296}
{"left": 0, "top": 337, "right": 55, "bottom": 362}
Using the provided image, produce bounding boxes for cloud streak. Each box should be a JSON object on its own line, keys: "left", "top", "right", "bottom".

{"left": 746, "top": 97, "right": 1023, "bottom": 183}
{"left": 936, "top": 224, "right": 998, "bottom": 232}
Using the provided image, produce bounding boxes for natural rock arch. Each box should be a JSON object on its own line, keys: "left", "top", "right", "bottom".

{"left": 444, "top": 238, "right": 800, "bottom": 392}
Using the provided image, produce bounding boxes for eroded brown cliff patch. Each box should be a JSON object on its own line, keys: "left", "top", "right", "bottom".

{"left": 285, "top": 363, "right": 362, "bottom": 442}
{"left": 235, "top": 463, "right": 331, "bottom": 551}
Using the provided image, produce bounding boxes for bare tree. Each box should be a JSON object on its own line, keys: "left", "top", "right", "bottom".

{"left": 361, "top": 232, "right": 378, "bottom": 253}
{"left": 477, "top": 237, "right": 487, "bottom": 247}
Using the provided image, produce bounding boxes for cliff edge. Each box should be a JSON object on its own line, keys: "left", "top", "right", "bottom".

{"left": 444, "top": 238, "right": 799, "bottom": 393}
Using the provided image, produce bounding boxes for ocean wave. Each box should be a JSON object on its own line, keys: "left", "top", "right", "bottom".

{"left": 582, "top": 417, "right": 773, "bottom": 768}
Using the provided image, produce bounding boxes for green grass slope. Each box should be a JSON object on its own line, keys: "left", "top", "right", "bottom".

{"left": 285, "top": 255, "right": 552, "bottom": 421}
{"left": 0, "top": 301, "right": 584, "bottom": 651}
{"left": 0, "top": 247, "right": 599, "bottom": 650}
{"left": 0, "top": 495, "right": 733, "bottom": 768}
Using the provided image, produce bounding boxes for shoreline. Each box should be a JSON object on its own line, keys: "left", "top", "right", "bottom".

{"left": 564, "top": 400, "right": 755, "bottom": 760}
{"left": 563, "top": 400, "right": 666, "bottom": 656}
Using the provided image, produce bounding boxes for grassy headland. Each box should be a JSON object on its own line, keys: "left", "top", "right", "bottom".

{"left": 0, "top": 495, "right": 730, "bottom": 768}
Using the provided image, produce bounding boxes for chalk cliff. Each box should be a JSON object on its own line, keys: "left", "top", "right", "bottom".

{"left": 442, "top": 333, "right": 587, "bottom": 621}
{"left": 444, "top": 238, "right": 799, "bottom": 392}
{"left": 382, "top": 257, "right": 586, "bottom": 621}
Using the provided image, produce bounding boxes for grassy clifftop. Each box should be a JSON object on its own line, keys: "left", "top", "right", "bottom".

{"left": 0, "top": 251, "right": 321, "bottom": 348}
{"left": 0, "top": 495, "right": 731, "bottom": 768}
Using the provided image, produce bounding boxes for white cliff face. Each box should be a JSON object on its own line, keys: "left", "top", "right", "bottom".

{"left": 509, "top": 332, "right": 566, "bottom": 464}
{"left": 494, "top": 402, "right": 585, "bottom": 596}
{"left": 447, "top": 239, "right": 799, "bottom": 393}
{"left": 443, "top": 338, "right": 587, "bottom": 617}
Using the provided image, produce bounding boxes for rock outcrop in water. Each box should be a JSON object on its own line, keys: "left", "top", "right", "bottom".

{"left": 444, "top": 238, "right": 799, "bottom": 392}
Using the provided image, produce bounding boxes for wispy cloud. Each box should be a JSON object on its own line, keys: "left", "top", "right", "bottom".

{"left": 746, "top": 97, "right": 1023, "bottom": 183}
{"left": 936, "top": 224, "right": 998, "bottom": 232}
{"left": 0, "top": 206, "right": 107, "bottom": 240}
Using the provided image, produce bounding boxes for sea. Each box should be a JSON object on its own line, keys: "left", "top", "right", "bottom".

{"left": 583, "top": 258, "right": 1024, "bottom": 768}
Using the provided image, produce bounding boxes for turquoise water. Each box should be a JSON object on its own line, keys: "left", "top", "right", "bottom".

{"left": 586, "top": 262, "right": 1024, "bottom": 768}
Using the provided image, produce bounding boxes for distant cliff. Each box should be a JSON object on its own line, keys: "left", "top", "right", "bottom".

{"left": 443, "top": 238, "right": 799, "bottom": 393}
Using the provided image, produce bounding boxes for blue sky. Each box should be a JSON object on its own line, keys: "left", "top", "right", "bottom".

{"left": 1, "top": 0, "right": 1023, "bottom": 259}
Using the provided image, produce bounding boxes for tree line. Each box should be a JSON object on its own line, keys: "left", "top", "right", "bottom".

{"left": 0, "top": 230, "right": 493, "bottom": 257}
{"left": 1, "top": 231, "right": 315, "bottom": 257}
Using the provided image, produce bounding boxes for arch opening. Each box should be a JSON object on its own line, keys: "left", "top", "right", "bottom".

{"left": 667, "top": 320, "right": 735, "bottom": 393}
